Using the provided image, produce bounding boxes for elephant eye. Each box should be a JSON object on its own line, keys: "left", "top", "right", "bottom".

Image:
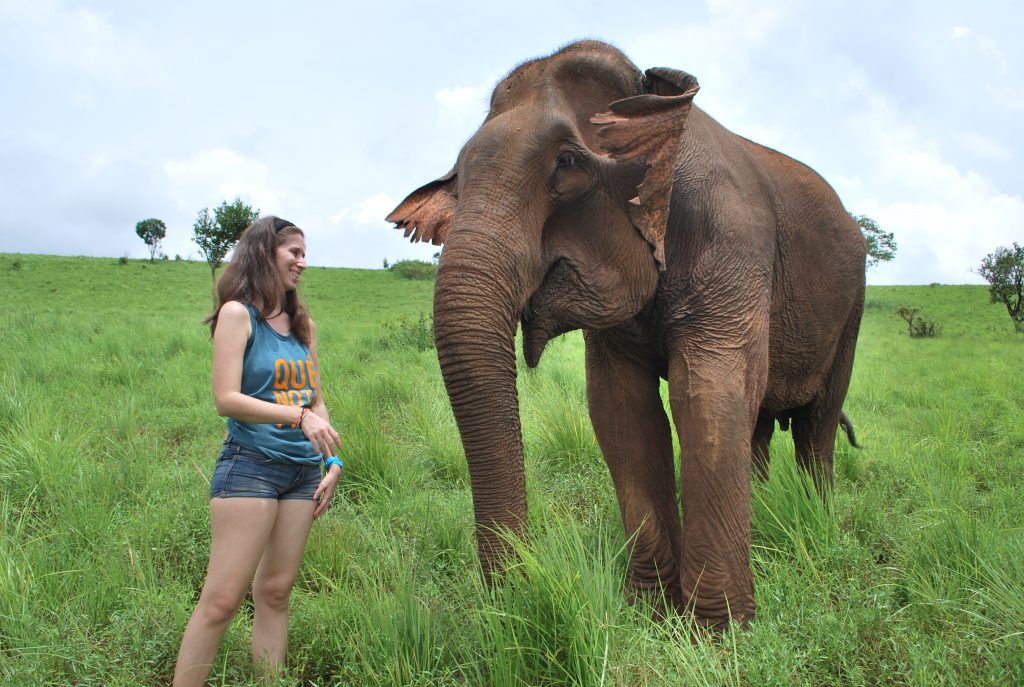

{"left": 549, "top": 147, "right": 592, "bottom": 199}
{"left": 556, "top": 151, "right": 577, "bottom": 169}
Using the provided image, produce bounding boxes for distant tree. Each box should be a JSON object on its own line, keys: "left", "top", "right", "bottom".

{"left": 852, "top": 214, "right": 897, "bottom": 271}
{"left": 978, "top": 242, "right": 1024, "bottom": 333}
{"left": 135, "top": 218, "right": 167, "bottom": 263}
{"left": 192, "top": 198, "right": 260, "bottom": 282}
{"left": 382, "top": 258, "right": 390, "bottom": 269}
{"left": 389, "top": 259, "right": 437, "bottom": 280}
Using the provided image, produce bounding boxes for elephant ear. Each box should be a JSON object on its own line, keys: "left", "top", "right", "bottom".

{"left": 385, "top": 168, "right": 457, "bottom": 245}
{"left": 591, "top": 68, "right": 699, "bottom": 271}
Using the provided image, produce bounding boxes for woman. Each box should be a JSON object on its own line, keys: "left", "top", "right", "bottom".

{"left": 174, "top": 216, "right": 343, "bottom": 686}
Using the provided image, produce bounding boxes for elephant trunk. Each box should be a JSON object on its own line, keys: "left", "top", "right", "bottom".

{"left": 433, "top": 212, "right": 536, "bottom": 580}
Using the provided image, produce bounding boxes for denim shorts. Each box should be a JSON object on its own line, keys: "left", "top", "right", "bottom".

{"left": 209, "top": 437, "right": 321, "bottom": 500}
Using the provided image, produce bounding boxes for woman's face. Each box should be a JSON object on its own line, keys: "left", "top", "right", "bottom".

{"left": 275, "top": 232, "right": 307, "bottom": 291}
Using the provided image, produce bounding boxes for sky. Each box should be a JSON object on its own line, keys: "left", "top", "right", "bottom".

{"left": 1, "top": 0, "right": 1020, "bottom": 284}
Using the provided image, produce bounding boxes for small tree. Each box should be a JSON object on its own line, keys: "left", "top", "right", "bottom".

{"left": 852, "top": 214, "right": 897, "bottom": 271}
{"left": 135, "top": 218, "right": 167, "bottom": 263}
{"left": 192, "top": 208, "right": 220, "bottom": 280}
{"left": 895, "top": 305, "right": 940, "bottom": 338}
{"left": 215, "top": 198, "right": 261, "bottom": 243}
{"left": 978, "top": 242, "right": 1024, "bottom": 333}
{"left": 192, "top": 198, "right": 260, "bottom": 282}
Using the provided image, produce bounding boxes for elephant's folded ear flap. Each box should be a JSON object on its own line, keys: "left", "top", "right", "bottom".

{"left": 591, "top": 72, "right": 699, "bottom": 271}
{"left": 385, "top": 169, "right": 458, "bottom": 245}
{"left": 643, "top": 67, "right": 700, "bottom": 97}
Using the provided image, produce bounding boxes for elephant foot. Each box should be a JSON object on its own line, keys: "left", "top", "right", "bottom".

{"left": 687, "top": 606, "right": 754, "bottom": 634}
{"left": 679, "top": 568, "right": 755, "bottom": 632}
{"left": 625, "top": 573, "right": 684, "bottom": 621}
{"left": 680, "top": 598, "right": 755, "bottom": 633}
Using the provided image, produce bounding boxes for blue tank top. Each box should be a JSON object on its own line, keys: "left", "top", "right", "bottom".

{"left": 226, "top": 303, "right": 321, "bottom": 464}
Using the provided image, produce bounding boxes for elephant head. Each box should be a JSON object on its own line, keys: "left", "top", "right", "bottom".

{"left": 387, "top": 40, "right": 699, "bottom": 578}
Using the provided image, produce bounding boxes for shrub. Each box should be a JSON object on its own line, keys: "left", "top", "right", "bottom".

{"left": 118, "top": 256, "right": 129, "bottom": 266}
{"left": 11, "top": 259, "right": 22, "bottom": 271}
{"left": 378, "top": 312, "right": 434, "bottom": 351}
{"left": 389, "top": 259, "right": 436, "bottom": 280}
{"left": 896, "top": 305, "right": 940, "bottom": 338}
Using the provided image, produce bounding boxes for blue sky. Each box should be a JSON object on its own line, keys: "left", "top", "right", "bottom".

{"left": 1, "top": 0, "right": 1020, "bottom": 284}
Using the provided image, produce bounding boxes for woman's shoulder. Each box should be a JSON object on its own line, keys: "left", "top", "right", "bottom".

{"left": 219, "top": 300, "right": 252, "bottom": 320}
{"left": 214, "top": 300, "right": 254, "bottom": 338}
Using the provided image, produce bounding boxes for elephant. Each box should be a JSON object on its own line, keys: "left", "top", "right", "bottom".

{"left": 387, "top": 40, "right": 865, "bottom": 629}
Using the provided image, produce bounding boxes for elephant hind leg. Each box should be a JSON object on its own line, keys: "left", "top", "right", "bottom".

{"left": 792, "top": 301, "right": 862, "bottom": 497}
{"left": 790, "top": 405, "right": 839, "bottom": 496}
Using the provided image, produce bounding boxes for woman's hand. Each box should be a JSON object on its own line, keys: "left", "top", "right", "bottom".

{"left": 312, "top": 465, "right": 341, "bottom": 519}
{"left": 299, "top": 409, "right": 342, "bottom": 458}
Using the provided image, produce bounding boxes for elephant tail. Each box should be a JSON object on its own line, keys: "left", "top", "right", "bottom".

{"left": 839, "top": 410, "right": 862, "bottom": 449}
{"left": 774, "top": 410, "right": 861, "bottom": 448}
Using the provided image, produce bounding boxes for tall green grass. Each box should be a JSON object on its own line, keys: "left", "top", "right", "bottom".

{"left": 1, "top": 254, "right": 1022, "bottom": 685}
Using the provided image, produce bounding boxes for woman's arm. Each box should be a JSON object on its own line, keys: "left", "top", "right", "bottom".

{"left": 212, "top": 301, "right": 305, "bottom": 426}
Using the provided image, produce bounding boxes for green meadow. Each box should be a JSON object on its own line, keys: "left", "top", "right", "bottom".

{"left": 1, "top": 253, "right": 1022, "bottom": 686}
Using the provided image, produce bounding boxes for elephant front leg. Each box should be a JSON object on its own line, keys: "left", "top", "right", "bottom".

{"left": 751, "top": 411, "right": 775, "bottom": 481}
{"left": 669, "top": 350, "right": 764, "bottom": 629}
{"left": 584, "top": 331, "right": 682, "bottom": 612}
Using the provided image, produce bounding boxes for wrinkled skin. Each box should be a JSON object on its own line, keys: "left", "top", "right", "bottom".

{"left": 388, "top": 40, "right": 865, "bottom": 629}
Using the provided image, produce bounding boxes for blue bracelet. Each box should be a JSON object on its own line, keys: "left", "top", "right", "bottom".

{"left": 324, "top": 456, "right": 344, "bottom": 471}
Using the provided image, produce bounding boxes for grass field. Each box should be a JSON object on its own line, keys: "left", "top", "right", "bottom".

{"left": 1, "top": 253, "right": 1022, "bottom": 686}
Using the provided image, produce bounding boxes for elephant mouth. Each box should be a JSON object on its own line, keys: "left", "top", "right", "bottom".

{"left": 521, "top": 258, "right": 580, "bottom": 368}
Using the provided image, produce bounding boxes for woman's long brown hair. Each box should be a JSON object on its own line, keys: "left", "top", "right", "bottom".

{"left": 204, "top": 216, "right": 313, "bottom": 345}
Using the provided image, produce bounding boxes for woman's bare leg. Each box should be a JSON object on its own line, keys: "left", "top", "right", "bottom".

{"left": 250, "top": 499, "right": 315, "bottom": 679}
{"left": 173, "top": 498, "right": 278, "bottom": 687}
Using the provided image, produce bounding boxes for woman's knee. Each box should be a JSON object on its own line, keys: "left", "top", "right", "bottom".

{"left": 196, "top": 587, "right": 247, "bottom": 626}
{"left": 252, "top": 576, "right": 293, "bottom": 612}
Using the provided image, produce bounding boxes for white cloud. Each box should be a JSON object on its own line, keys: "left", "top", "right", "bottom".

{"left": 0, "top": 0, "right": 158, "bottom": 83}
{"left": 330, "top": 193, "right": 397, "bottom": 226}
{"left": 163, "top": 148, "right": 282, "bottom": 215}
{"left": 820, "top": 70, "right": 1023, "bottom": 284}
{"left": 435, "top": 84, "right": 490, "bottom": 112}
{"left": 317, "top": 192, "right": 436, "bottom": 270}
{"left": 958, "top": 131, "right": 1010, "bottom": 160}
{"left": 433, "top": 79, "right": 493, "bottom": 133}
{"left": 847, "top": 148, "right": 1024, "bottom": 284}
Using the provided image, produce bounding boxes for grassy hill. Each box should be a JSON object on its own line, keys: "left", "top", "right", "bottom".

{"left": 1, "top": 253, "right": 1021, "bottom": 686}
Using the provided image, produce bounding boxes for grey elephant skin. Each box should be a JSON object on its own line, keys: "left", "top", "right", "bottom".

{"left": 388, "top": 40, "right": 865, "bottom": 629}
